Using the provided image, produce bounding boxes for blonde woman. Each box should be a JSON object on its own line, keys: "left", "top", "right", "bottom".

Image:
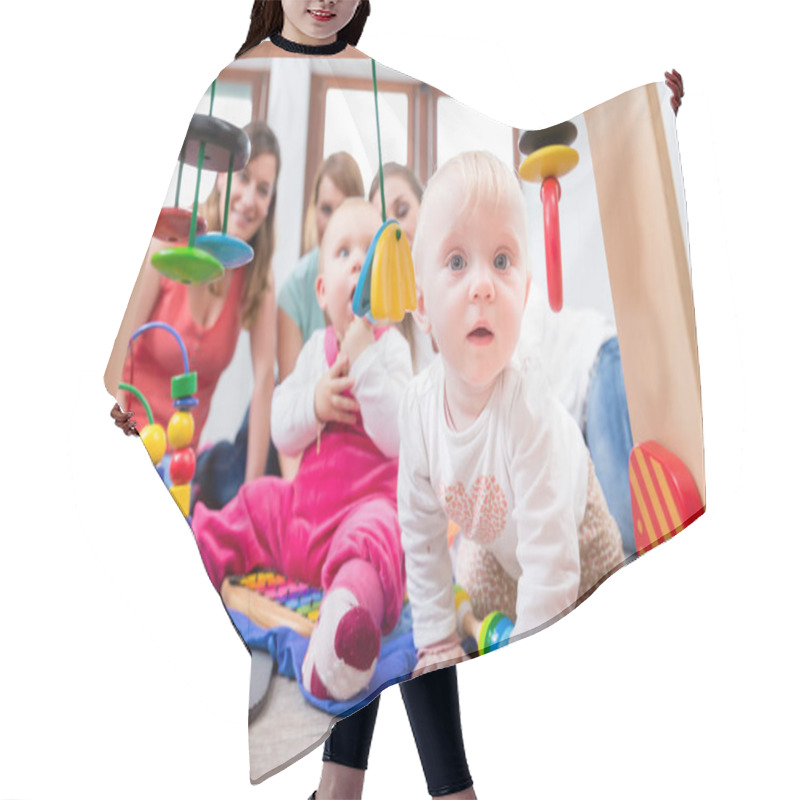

{"left": 106, "top": 121, "right": 281, "bottom": 490}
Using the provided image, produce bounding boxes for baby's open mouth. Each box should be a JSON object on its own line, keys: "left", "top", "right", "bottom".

{"left": 467, "top": 326, "right": 494, "bottom": 341}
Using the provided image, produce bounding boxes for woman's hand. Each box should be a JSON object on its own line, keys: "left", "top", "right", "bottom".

{"left": 110, "top": 403, "right": 139, "bottom": 436}
{"left": 339, "top": 316, "right": 375, "bottom": 367}
{"left": 314, "top": 353, "right": 360, "bottom": 426}
{"left": 412, "top": 633, "right": 467, "bottom": 678}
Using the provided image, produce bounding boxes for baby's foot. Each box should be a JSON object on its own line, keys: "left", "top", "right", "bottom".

{"left": 301, "top": 587, "right": 380, "bottom": 701}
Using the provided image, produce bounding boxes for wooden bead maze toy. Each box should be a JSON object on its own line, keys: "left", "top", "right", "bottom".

{"left": 119, "top": 321, "right": 198, "bottom": 517}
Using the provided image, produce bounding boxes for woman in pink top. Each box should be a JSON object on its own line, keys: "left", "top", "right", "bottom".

{"left": 106, "top": 121, "right": 281, "bottom": 481}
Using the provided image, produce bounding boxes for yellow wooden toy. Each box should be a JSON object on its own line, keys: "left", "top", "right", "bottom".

{"left": 519, "top": 144, "right": 579, "bottom": 183}
{"left": 169, "top": 484, "right": 192, "bottom": 517}
{"left": 370, "top": 221, "right": 416, "bottom": 322}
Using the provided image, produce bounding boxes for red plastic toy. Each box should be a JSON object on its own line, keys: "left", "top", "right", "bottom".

{"left": 629, "top": 440, "right": 704, "bottom": 554}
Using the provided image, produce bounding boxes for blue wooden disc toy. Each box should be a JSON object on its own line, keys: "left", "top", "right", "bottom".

{"left": 195, "top": 232, "right": 254, "bottom": 269}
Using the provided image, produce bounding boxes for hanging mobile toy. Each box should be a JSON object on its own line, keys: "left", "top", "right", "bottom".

{"left": 151, "top": 81, "right": 254, "bottom": 284}
{"left": 518, "top": 122, "right": 579, "bottom": 312}
{"left": 352, "top": 60, "right": 417, "bottom": 323}
{"left": 119, "top": 322, "right": 198, "bottom": 518}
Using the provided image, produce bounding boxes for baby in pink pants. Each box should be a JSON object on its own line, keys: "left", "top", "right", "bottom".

{"left": 192, "top": 199, "right": 413, "bottom": 701}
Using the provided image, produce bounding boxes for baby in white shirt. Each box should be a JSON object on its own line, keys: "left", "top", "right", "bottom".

{"left": 397, "top": 151, "right": 623, "bottom": 675}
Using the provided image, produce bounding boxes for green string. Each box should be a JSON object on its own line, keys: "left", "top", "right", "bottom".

{"left": 223, "top": 150, "right": 234, "bottom": 235}
{"left": 189, "top": 141, "right": 206, "bottom": 248}
{"left": 209, "top": 80, "right": 216, "bottom": 117}
{"left": 118, "top": 383, "right": 154, "bottom": 426}
{"left": 371, "top": 59, "right": 386, "bottom": 223}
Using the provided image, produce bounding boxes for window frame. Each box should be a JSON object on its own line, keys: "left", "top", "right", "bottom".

{"left": 305, "top": 74, "right": 418, "bottom": 221}
{"left": 217, "top": 66, "right": 270, "bottom": 124}
{"left": 304, "top": 73, "right": 521, "bottom": 250}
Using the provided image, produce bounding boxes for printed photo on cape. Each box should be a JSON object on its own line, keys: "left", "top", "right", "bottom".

{"left": 106, "top": 50, "right": 703, "bottom": 783}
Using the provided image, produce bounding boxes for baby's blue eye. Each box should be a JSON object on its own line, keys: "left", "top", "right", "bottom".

{"left": 338, "top": 247, "right": 350, "bottom": 258}
{"left": 448, "top": 254, "right": 465, "bottom": 272}
{"left": 494, "top": 253, "right": 509, "bottom": 271}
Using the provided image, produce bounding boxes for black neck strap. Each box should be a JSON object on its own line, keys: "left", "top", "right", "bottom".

{"left": 270, "top": 32, "right": 348, "bottom": 55}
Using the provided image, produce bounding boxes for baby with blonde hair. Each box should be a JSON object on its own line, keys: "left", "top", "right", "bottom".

{"left": 399, "top": 151, "right": 623, "bottom": 674}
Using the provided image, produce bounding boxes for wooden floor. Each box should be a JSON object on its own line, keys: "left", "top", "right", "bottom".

{"left": 249, "top": 671, "right": 335, "bottom": 783}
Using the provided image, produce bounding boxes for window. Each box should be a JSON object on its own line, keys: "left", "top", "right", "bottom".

{"left": 323, "top": 87, "right": 410, "bottom": 193}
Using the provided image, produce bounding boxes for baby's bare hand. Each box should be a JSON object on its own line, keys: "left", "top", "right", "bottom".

{"left": 314, "top": 353, "right": 359, "bottom": 426}
{"left": 339, "top": 316, "right": 375, "bottom": 367}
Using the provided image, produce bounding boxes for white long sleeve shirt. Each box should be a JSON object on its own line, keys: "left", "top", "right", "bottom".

{"left": 398, "top": 356, "right": 586, "bottom": 648}
{"left": 271, "top": 327, "right": 413, "bottom": 459}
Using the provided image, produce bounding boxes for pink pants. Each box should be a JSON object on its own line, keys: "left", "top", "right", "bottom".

{"left": 192, "top": 421, "right": 405, "bottom": 634}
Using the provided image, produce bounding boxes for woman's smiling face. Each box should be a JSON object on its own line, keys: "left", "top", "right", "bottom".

{"left": 280, "top": 1, "right": 361, "bottom": 45}
{"left": 216, "top": 152, "right": 277, "bottom": 243}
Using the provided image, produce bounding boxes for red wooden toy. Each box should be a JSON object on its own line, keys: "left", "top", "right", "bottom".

{"left": 629, "top": 440, "right": 704, "bottom": 555}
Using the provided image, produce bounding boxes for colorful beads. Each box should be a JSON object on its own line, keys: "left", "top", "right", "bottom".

{"left": 169, "top": 484, "right": 192, "bottom": 517}
{"left": 167, "top": 411, "right": 195, "bottom": 450}
{"left": 171, "top": 371, "right": 197, "bottom": 400}
{"left": 139, "top": 423, "right": 166, "bottom": 465}
{"left": 169, "top": 447, "right": 196, "bottom": 485}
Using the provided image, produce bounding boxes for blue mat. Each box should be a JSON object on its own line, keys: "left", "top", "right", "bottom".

{"left": 228, "top": 603, "right": 418, "bottom": 717}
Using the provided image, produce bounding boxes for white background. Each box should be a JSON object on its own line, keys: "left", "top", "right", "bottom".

{"left": 1, "top": 1, "right": 797, "bottom": 798}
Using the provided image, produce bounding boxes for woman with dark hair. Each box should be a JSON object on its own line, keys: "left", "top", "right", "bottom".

{"left": 236, "top": 0, "right": 371, "bottom": 59}
{"left": 237, "top": 8, "right": 476, "bottom": 799}
{"left": 110, "top": 3, "right": 477, "bottom": 795}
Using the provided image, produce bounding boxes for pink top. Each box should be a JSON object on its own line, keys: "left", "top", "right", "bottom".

{"left": 121, "top": 269, "right": 246, "bottom": 449}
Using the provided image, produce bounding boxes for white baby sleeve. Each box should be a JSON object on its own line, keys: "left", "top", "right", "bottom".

{"left": 398, "top": 383, "right": 458, "bottom": 649}
{"left": 271, "top": 330, "right": 324, "bottom": 456}
{"left": 350, "top": 328, "right": 413, "bottom": 458}
{"left": 507, "top": 384, "right": 581, "bottom": 638}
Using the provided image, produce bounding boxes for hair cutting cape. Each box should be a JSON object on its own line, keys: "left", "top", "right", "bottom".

{"left": 107, "top": 42, "right": 704, "bottom": 783}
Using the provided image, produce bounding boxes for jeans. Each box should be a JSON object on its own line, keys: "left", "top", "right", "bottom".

{"left": 323, "top": 666, "right": 473, "bottom": 797}
{"left": 193, "top": 405, "right": 281, "bottom": 511}
{"left": 584, "top": 337, "right": 636, "bottom": 557}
